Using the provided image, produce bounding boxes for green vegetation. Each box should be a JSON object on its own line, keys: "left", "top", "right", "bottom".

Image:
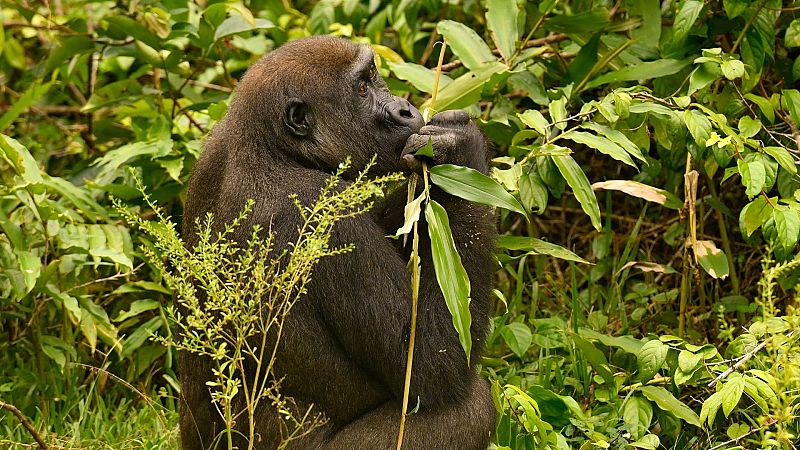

{"left": 1, "top": 0, "right": 799, "bottom": 449}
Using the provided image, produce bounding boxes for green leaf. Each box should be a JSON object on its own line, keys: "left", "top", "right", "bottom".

{"left": 104, "top": 16, "right": 161, "bottom": 49}
{"left": 773, "top": 206, "right": 800, "bottom": 248}
{"left": 561, "top": 131, "right": 635, "bottom": 167}
{"left": 700, "top": 391, "right": 723, "bottom": 427}
{"left": 727, "top": 423, "right": 750, "bottom": 440}
{"left": 436, "top": 21, "right": 495, "bottom": 70}
{"left": 544, "top": 9, "right": 609, "bottom": 34}
{"left": 486, "top": 0, "right": 519, "bottom": 63}
{"left": 782, "top": 89, "right": 800, "bottom": 126}
{"left": 684, "top": 109, "right": 712, "bottom": 146}
{"left": 216, "top": 15, "right": 273, "bottom": 41}
{"left": 744, "top": 94, "right": 775, "bottom": 123}
{"left": 585, "top": 59, "right": 691, "bottom": 89}
{"left": 0, "top": 82, "right": 51, "bottom": 132}
{"left": 630, "top": 435, "right": 660, "bottom": 450}
{"left": 581, "top": 123, "right": 647, "bottom": 163}
{"left": 640, "top": 386, "right": 701, "bottom": 427}
{"left": 518, "top": 110, "right": 549, "bottom": 136}
{"left": 623, "top": 396, "right": 653, "bottom": 440}
{"left": 15, "top": 250, "right": 40, "bottom": 295}
{"left": 549, "top": 97, "right": 568, "bottom": 130}
{"left": 786, "top": 19, "right": 800, "bottom": 48}
{"left": 518, "top": 170, "right": 548, "bottom": 214}
{"left": 738, "top": 159, "right": 766, "bottom": 197}
{"left": 426, "top": 200, "right": 472, "bottom": 363}
{"left": 688, "top": 63, "right": 722, "bottom": 94}
{"left": 668, "top": 0, "right": 703, "bottom": 52}
{"left": 571, "top": 334, "right": 614, "bottom": 384}
{"left": 738, "top": 116, "right": 761, "bottom": 138}
{"left": 763, "top": 146, "right": 797, "bottom": 174}
{"left": 429, "top": 164, "right": 526, "bottom": 216}
{"left": 579, "top": 328, "right": 644, "bottom": 354}
{"left": 720, "top": 59, "right": 745, "bottom": 80}
{"left": 720, "top": 375, "right": 745, "bottom": 417}
{"left": 394, "top": 192, "right": 425, "bottom": 237}
{"left": 496, "top": 236, "right": 589, "bottom": 264}
{"left": 0, "top": 134, "right": 44, "bottom": 185}
{"left": 592, "top": 180, "right": 683, "bottom": 209}
{"left": 694, "top": 240, "right": 730, "bottom": 279}
{"left": 389, "top": 61, "right": 453, "bottom": 93}
{"left": 500, "top": 322, "right": 532, "bottom": 358}
{"left": 113, "top": 299, "right": 161, "bottom": 323}
{"left": 420, "top": 62, "right": 507, "bottom": 112}
{"left": 551, "top": 155, "right": 601, "bottom": 230}
{"left": 120, "top": 316, "right": 163, "bottom": 359}
{"left": 637, "top": 339, "right": 669, "bottom": 381}
{"left": 44, "top": 36, "right": 95, "bottom": 73}
{"left": 740, "top": 196, "right": 773, "bottom": 237}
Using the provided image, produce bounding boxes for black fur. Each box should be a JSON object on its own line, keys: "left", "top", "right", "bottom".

{"left": 179, "top": 36, "right": 497, "bottom": 450}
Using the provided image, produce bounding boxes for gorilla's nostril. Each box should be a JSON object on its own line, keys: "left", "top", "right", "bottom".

{"left": 399, "top": 109, "right": 413, "bottom": 119}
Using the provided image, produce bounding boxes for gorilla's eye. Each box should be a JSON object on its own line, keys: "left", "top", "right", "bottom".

{"left": 358, "top": 80, "right": 368, "bottom": 97}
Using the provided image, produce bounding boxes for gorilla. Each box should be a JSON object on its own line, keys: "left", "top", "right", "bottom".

{"left": 180, "top": 36, "right": 497, "bottom": 450}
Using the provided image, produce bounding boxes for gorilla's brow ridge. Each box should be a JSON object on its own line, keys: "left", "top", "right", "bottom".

{"left": 352, "top": 46, "right": 376, "bottom": 81}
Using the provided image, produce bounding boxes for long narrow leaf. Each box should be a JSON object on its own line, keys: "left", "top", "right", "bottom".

{"left": 551, "top": 155, "right": 602, "bottom": 230}
{"left": 426, "top": 200, "right": 472, "bottom": 363}
{"left": 429, "top": 164, "right": 526, "bottom": 216}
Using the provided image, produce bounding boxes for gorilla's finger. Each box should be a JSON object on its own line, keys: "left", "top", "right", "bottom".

{"left": 430, "top": 110, "right": 471, "bottom": 127}
{"left": 401, "top": 133, "right": 431, "bottom": 156}
{"left": 402, "top": 153, "right": 424, "bottom": 174}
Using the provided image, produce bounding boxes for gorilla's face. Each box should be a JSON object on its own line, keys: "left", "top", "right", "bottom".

{"left": 266, "top": 37, "right": 423, "bottom": 175}
{"left": 349, "top": 46, "right": 424, "bottom": 163}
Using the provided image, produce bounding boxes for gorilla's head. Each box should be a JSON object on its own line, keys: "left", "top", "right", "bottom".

{"left": 226, "top": 36, "right": 424, "bottom": 175}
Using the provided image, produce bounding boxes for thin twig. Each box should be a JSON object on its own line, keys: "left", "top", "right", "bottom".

{"left": 0, "top": 399, "right": 49, "bottom": 449}
{"left": 708, "top": 339, "right": 768, "bottom": 388}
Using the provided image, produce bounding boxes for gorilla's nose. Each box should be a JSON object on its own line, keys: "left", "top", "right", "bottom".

{"left": 387, "top": 98, "right": 423, "bottom": 131}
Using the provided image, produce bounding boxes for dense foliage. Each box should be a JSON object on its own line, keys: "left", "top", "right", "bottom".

{"left": 1, "top": 0, "right": 799, "bottom": 449}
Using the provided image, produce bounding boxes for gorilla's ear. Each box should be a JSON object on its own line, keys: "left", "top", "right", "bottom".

{"left": 284, "top": 98, "right": 312, "bottom": 137}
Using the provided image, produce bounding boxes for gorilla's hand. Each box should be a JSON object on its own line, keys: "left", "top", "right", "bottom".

{"left": 401, "top": 110, "right": 488, "bottom": 175}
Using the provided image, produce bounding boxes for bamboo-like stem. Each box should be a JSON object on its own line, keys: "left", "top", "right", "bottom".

{"left": 396, "top": 39, "right": 447, "bottom": 450}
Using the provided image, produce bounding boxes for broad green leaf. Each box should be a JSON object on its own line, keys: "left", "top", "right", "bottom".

{"left": 694, "top": 240, "right": 729, "bottom": 279}
{"left": 630, "top": 435, "right": 660, "bottom": 450}
{"left": 80, "top": 312, "right": 98, "bottom": 353}
{"left": 786, "top": 19, "right": 800, "bottom": 48}
{"left": 571, "top": 334, "right": 614, "bottom": 384}
{"left": 579, "top": 327, "right": 644, "bottom": 354}
{"left": 0, "top": 134, "right": 44, "bottom": 185}
{"left": 500, "top": 322, "right": 532, "bottom": 358}
{"left": 15, "top": 250, "right": 40, "bottom": 295}
{"left": 773, "top": 206, "right": 800, "bottom": 248}
{"left": 727, "top": 423, "right": 750, "bottom": 440}
{"left": 486, "top": 0, "right": 519, "bottom": 63}
{"left": 684, "top": 109, "right": 712, "bottom": 146}
{"left": 518, "top": 170, "right": 548, "bottom": 214}
{"left": 738, "top": 116, "right": 761, "bottom": 138}
{"left": 104, "top": 16, "right": 161, "bottom": 49}
{"left": 744, "top": 94, "right": 775, "bottom": 122}
{"left": 426, "top": 200, "right": 472, "bottom": 363}
{"left": 214, "top": 15, "right": 274, "bottom": 41}
{"left": 518, "top": 110, "right": 549, "bottom": 136}
{"left": 544, "top": 9, "right": 609, "bottom": 34}
{"left": 551, "top": 155, "right": 601, "bottom": 230}
{"left": 388, "top": 62, "right": 454, "bottom": 93}
{"left": 585, "top": 59, "right": 691, "bottom": 89}
{"left": 581, "top": 123, "right": 647, "bottom": 163}
{"left": 562, "top": 131, "right": 635, "bottom": 167}
{"left": 592, "top": 180, "right": 683, "bottom": 209}
{"left": 700, "top": 391, "right": 723, "bottom": 427}
{"left": 437, "top": 21, "right": 495, "bottom": 70}
{"left": 420, "top": 62, "right": 507, "bottom": 112}
{"left": 688, "top": 63, "right": 722, "bottom": 94}
{"left": 782, "top": 89, "right": 800, "bottom": 126}
{"left": 721, "top": 59, "right": 745, "bottom": 80}
{"left": 720, "top": 375, "right": 745, "bottom": 417}
{"left": 623, "top": 396, "right": 653, "bottom": 440}
{"left": 394, "top": 192, "right": 425, "bottom": 236}
{"left": 120, "top": 316, "right": 163, "bottom": 359}
{"left": 429, "top": 164, "right": 526, "bottom": 216}
{"left": 668, "top": 0, "right": 703, "bottom": 51}
{"left": 739, "top": 196, "right": 773, "bottom": 237}
{"left": 763, "top": 146, "right": 797, "bottom": 174}
{"left": 637, "top": 339, "right": 668, "bottom": 381}
{"left": 496, "top": 235, "right": 589, "bottom": 264}
{"left": 44, "top": 36, "right": 95, "bottom": 73}
{"left": 678, "top": 350, "right": 703, "bottom": 373}
{"left": 640, "top": 386, "right": 702, "bottom": 427}
{"left": 549, "top": 97, "right": 568, "bottom": 130}
{"left": 738, "top": 159, "right": 766, "bottom": 197}
{"left": 113, "top": 299, "right": 161, "bottom": 323}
